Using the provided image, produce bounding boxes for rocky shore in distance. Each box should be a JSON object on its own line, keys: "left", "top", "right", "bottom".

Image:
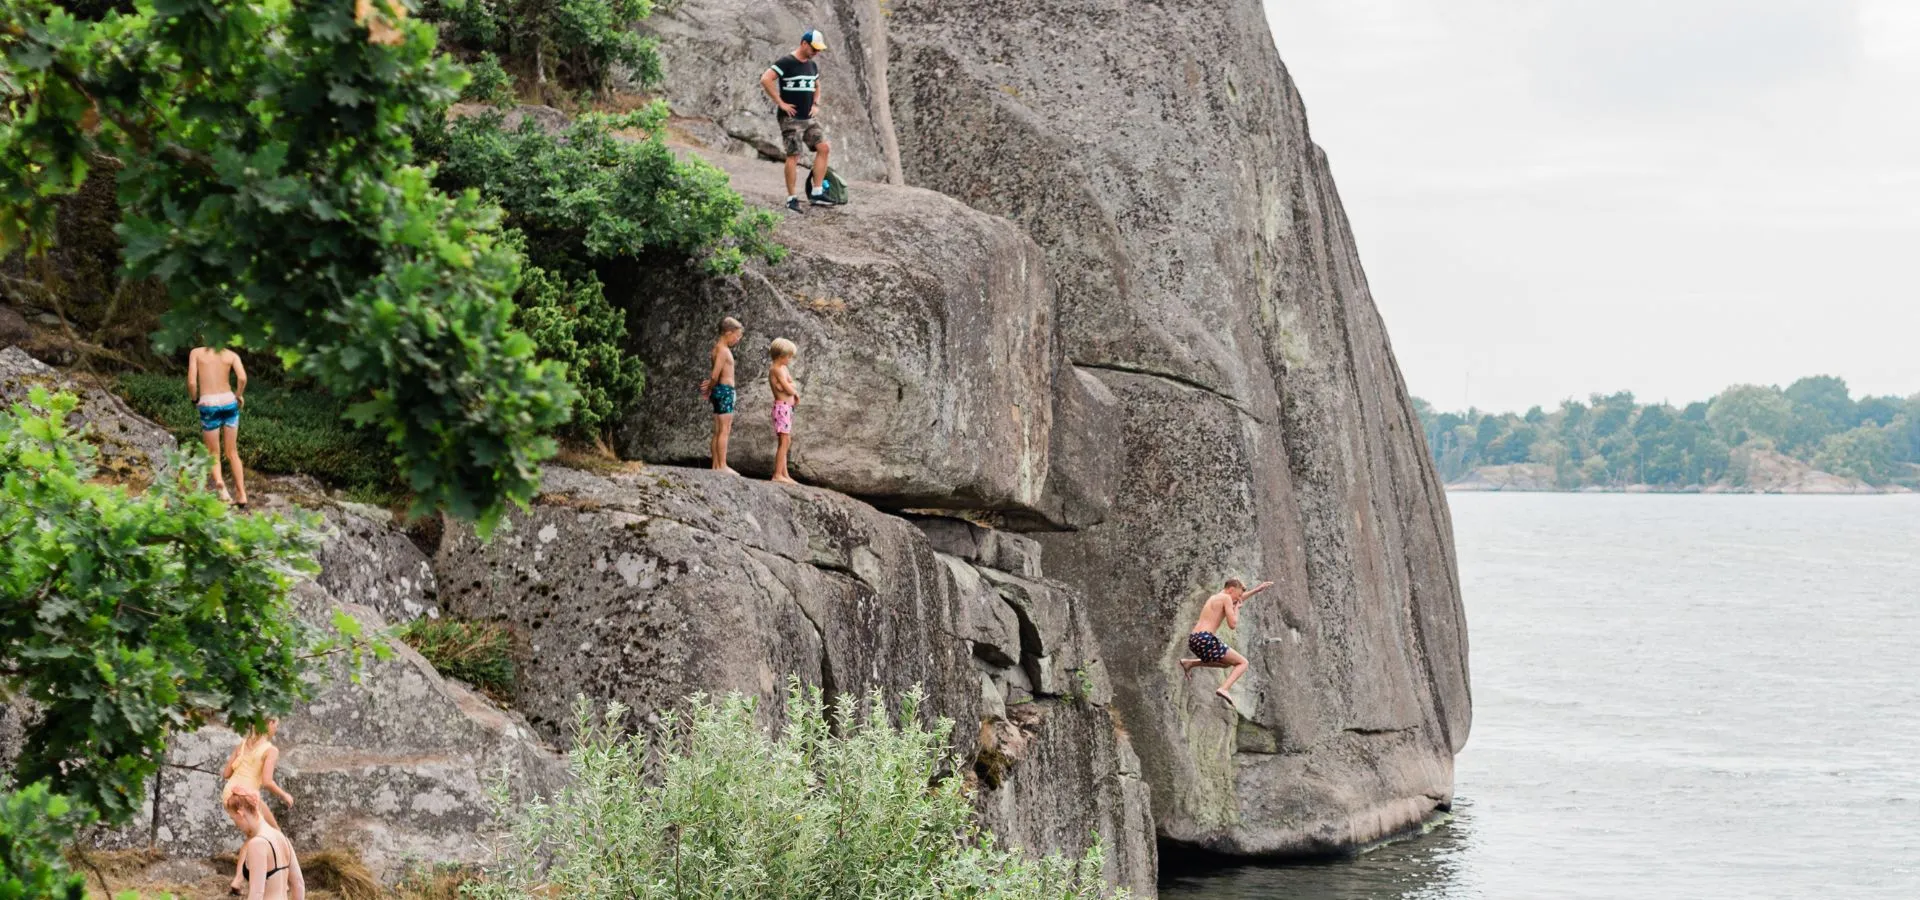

{"left": 1449, "top": 453, "right": 1916, "bottom": 495}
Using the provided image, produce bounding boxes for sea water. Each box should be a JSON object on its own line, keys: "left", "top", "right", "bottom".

{"left": 1160, "top": 493, "right": 1920, "bottom": 899}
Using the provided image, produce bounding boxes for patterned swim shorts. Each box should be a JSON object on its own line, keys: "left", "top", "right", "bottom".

{"left": 1188, "top": 631, "right": 1228, "bottom": 663}
{"left": 773, "top": 400, "right": 794, "bottom": 435}
{"left": 709, "top": 384, "right": 736, "bottom": 415}
{"left": 198, "top": 403, "right": 241, "bottom": 432}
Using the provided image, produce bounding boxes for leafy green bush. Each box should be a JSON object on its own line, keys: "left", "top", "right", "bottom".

{"left": 398, "top": 618, "right": 517, "bottom": 698}
{"left": 512, "top": 266, "right": 644, "bottom": 441}
{"left": 435, "top": 106, "right": 783, "bottom": 277}
{"left": 0, "top": 784, "right": 87, "bottom": 900}
{"left": 460, "top": 52, "right": 518, "bottom": 106}
{"left": 427, "top": 0, "right": 662, "bottom": 96}
{"left": 5, "top": 0, "right": 574, "bottom": 534}
{"left": 1814, "top": 425, "right": 1897, "bottom": 485}
{"left": 467, "top": 685, "right": 1124, "bottom": 900}
{"left": 115, "top": 372, "right": 402, "bottom": 501}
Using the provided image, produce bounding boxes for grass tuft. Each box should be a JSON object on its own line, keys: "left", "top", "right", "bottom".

{"left": 301, "top": 847, "right": 381, "bottom": 900}
{"left": 398, "top": 618, "right": 517, "bottom": 699}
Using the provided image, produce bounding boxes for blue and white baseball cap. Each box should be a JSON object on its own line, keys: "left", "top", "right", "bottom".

{"left": 803, "top": 28, "right": 829, "bottom": 51}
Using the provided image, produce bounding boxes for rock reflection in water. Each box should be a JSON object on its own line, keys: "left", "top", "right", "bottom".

{"left": 1158, "top": 801, "right": 1475, "bottom": 900}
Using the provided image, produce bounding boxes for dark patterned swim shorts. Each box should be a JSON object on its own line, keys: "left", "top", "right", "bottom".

{"left": 1188, "top": 631, "right": 1227, "bottom": 663}
{"left": 709, "top": 383, "right": 736, "bottom": 415}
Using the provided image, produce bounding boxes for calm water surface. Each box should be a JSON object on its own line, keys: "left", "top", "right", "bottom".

{"left": 1161, "top": 493, "right": 1920, "bottom": 899}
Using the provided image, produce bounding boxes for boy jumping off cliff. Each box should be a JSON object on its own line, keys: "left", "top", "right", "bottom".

{"left": 700, "top": 317, "right": 745, "bottom": 473}
{"left": 1180, "top": 578, "right": 1274, "bottom": 703}
{"left": 187, "top": 344, "right": 249, "bottom": 509}
{"left": 761, "top": 29, "right": 835, "bottom": 212}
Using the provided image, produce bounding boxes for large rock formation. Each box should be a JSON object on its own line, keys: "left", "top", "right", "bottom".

{"left": 882, "top": 0, "right": 1470, "bottom": 857}
{"left": 638, "top": 0, "right": 1470, "bottom": 860}
{"left": 615, "top": 151, "right": 1114, "bottom": 530}
{"left": 433, "top": 466, "right": 1156, "bottom": 892}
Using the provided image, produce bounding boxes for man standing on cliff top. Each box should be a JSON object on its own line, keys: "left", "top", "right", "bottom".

{"left": 760, "top": 29, "right": 836, "bottom": 213}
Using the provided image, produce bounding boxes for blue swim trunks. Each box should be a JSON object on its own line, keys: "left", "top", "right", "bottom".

{"left": 709, "top": 383, "right": 736, "bottom": 415}
{"left": 198, "top": 403, "right": 240, "bottom": 432}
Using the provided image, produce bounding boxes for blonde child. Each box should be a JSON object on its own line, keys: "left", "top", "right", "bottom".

{"left": 1179, "top": 578, "right": 1275, "bottom": 703}
{"left": 768, "top": 338, "right": 801, "bottom": 484}
{"left": 223, "top": 719, "right": 295, "bottom": 893}
{"left": 698, "top": 317, "right": 745, "bottom": 473}
{"left": 187, "top": 345, "right": 249, "bottom": 508}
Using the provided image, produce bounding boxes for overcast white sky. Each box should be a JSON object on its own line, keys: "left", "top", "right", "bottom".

{"left": 1264, "top": 0, "right": 1920, "bottom": 413}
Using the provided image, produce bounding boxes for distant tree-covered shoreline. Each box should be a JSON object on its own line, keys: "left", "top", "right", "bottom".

{"left": 1414, "top": 377, "right": 1920, "bottom": 490}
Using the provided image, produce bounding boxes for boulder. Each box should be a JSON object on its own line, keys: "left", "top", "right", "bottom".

{"left": 91, "top": 586, "right": 565, "bottom": 880}
{"left": 883, "top": 0, "right": 1472, "bottom": 857}
{"left": 0, "top": 346, "right": 176, "bottom": 482}
{"left": 307, "top": 501, "right": 441, "bottom": 622}
{"left": 615, "top": 150, "right": 1106, "bottom": 529}
{"left": 434, "top": 465, "right": 1155, "bottom": 893}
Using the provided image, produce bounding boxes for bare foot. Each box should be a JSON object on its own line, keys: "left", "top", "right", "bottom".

{"left": 1215, "top": 688, "right": 1234, "bottom": 706}
{"left": 725, "top": 466, "right": 742, "bottom": 476}
{"left": 772, "top": 474, "right": 799, "bottom": 485}
{"left": 1179, "top": 659, "right": 1196, "bottom": 680}
{"left": 218, "top": 487, "right": 233, "bottom": 504}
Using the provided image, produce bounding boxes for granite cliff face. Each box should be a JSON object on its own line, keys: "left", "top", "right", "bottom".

{"left": 434, "top": 466, "right": 1157, "bottom": 892}
{"left": 643, "top": 0, "right": 1470, "bottom": 861}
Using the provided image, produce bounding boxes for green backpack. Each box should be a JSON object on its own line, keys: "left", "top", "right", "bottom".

{"left": 817, "top": 166, "right": 849, "bottom": 205}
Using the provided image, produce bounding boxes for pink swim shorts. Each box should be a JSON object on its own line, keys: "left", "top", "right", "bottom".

{"left": 773, "top": 400, "right": 794, "bottom": 435}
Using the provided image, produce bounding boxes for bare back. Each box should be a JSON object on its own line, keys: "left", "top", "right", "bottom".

{"left": 189, "top": 347, "right": 243, "bottom": 403}
{"left": 242, "top": 828, "right": 303, "bottom": 900}
{"left": 1190, "top": 591, "right": 1233, "bottom": 634}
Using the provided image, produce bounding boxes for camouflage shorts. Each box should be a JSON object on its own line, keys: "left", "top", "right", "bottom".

{"left": 778, "top": 114, "right": 827, "bottom": 157}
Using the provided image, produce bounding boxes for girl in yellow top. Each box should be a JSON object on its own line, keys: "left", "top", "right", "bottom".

{"left": 223, "top": 719, "right": 294, "bottom": 893}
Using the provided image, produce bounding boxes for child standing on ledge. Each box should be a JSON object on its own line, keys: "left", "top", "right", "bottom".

{"left": 699, "top": 317, "right": 744, "bottom": 474}
{"left": 768, "top": 338, "right": 801, "bottom": 484}
{"left": 1180, "top": 577, "right": 1275, "bottom": 703}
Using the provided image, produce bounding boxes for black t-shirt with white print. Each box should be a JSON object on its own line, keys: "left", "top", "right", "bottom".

{"left": 769, "top": 54, "right": 819, "bottom": 119}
